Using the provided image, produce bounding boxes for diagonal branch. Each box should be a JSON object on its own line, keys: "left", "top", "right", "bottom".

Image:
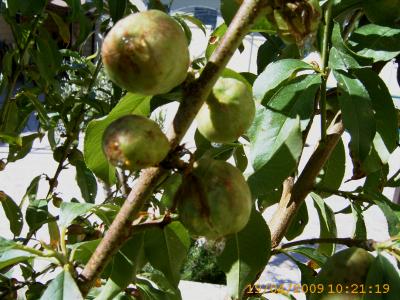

{"left": 274, "top": 237, "right": 377, "bottom": 252}
{"left": 78, "top": 0, "right": 272, "bottom": 295}
{"left": 269, "top": 121, "right": 345, "bottom": 248}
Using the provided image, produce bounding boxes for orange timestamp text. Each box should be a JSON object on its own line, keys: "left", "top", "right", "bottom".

{"left": 245, "top": 283, "right": 391, "bottom": 295}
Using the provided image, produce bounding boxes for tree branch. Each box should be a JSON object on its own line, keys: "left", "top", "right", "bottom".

{"left": 78, "top": 0, "right": 272, "bottom": 295}
{"left": 269, "top": 121, "right": 344, "bottom": 248}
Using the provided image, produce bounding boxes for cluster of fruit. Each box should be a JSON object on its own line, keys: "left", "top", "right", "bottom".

{"left": 101, "top": 10, "right": 255, "bottom": 239}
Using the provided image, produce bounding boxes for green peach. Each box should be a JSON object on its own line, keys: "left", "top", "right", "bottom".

{"left": 196, "top": 77, "right": 255, "bottom": 143}
{"left": 177, "top": 158, "right": 252, "bottom": 240}
{"left": 102, "top": 10, "right": 189, "bottom": 95}
{"left": 310, "top": 247, "right": 374, "bottom": 300}
{"left": 102, "top": 115, "right": 170, "bottom": 171}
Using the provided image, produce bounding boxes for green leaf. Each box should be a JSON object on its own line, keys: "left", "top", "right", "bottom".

{"left": 48, "top": 11, "right": 71, "bottom": 44}
{"left": 84, "top": 93, "right": 151, "bottom": 184}
{"left": 59, "top": 202, "right": 95, "bottom": 228}
{"left": 331, "top": 22, "right": 372, "bottom": 66}
{"left": 363, "top": 0, "right": 400, "bottom": 27}
{"left": 173, "top": 16, "right": 191, "bottom": 44}
{"left": 92, "top": 204, "right": 120, "bottom": 227}
{"left": 332, "top": 0, "right": 362, "bottom": 17}
{"left": 96, "top": 232, "right": 145, "bottom": 300}
{"left": 0, "top": 96, "right": 19, "bottom": 133}
{"left": 248, "top": 116, "right": 302, "bottom": 197}
{"left": 368, "top": 192, "right": 400, "bottom": 237}
{"left": 26, "top": 199, "right": 52, "bottom": 232}
{"left": 136, "top": 272, "right": 182, "bottom": 300}
{"left": 256, "top": 185, "right": 283, "bottom": 212}
{"left": 315, "top": 138, "right": 346, "bottom": 196}
{"left": 205, "top": 24, "right": 227, "bottom": 60}
{"left": 220, "top": 0, "right": 239, "bottom": 25}
{"left": 33, "top": 33, "right": 62, "bottom": 81}
{"left": 75, "top": 160, "right": 97, "bottom": 203}
{"left": 256, "top": 36, "right": 285, "bottom": 74}
{"left": 20, "top": 175, "right": 42, "bottom": 208}
{"left": 285, "top": 202, "right": 309, "bottom": 241}
{"left": 352, "top": 68, "right": 398, "bottom": 154}
{"left": 76, "top": 12, "right": 92, "bottom": 46}
{"left": 26, "top": 283, "right": 47, "bottom": 300}
{"left": 253, "top": 74, "right": 321, "bottom": 168}
{"left": 364, "top": 164, "right": 389, "bottom": 193}
{"left": 351, "top": 203, "right": 366, "bottom": 240}
{"left": 144, "top": 221, "right": 190, "bottom": 286}
{"left": 284, "top": 253, "right": 315, "bottom": 285}
{"left": 193, "top": 129, "right": 237, "bottom": 161}
{"left": 0, "top": 132, "right": 22, "bottom": 146}
{"left": 311, "top": 193, "right": 337, "bottom": 256}
{"left": 6, "top": 0, "right": 46, "bottom": 16}
{"left": 220, "top": 0, "right": 274, "bottom": 33}
{"left": 0, "top": 192, "right": 23, "bottom": 236}
{"left": 160, "top": 173, "right": 182, "bottom": 210}
{"left": 39, "top": 269, "right": 83, "bottom": 300}
{"left": 69, "top": 239, "right": 101, "bottom": 265}
{"left": 364, "top": 254, "right": 400, "bottom": 300}
{"left": 349, "top": 24, "right": 400, "bottom": 62}
{"left": 108, "top": 0, "right": 127, "bottom": 23}
{"left": 0, "top": 249, "right": 36, "bottom": 270}
{"left": 333, "top": 69, "right": 376, "bottom": 163}
{"left": 64, "top": 0, "right": 81, "bottom": 20}
{"left": 217, "top": 209, "right": 271, "bottom": 299}
{"left": 146, "top": 0, "right": 168, "bottom": 12}
{"left": 233, "top": 146, "right": 248, "bottom": 172}
{"left": 328, "top": 46, "right": 360, "bottom": 71}
{"left": 23, "top": 91, "right": 51, "bottom": 128}
{"left": 248, "top": 74, "right": 321, "bottom": 196}
{"left": 287, "top": 247, "right": 327, "bottom": 267}
{"left": 7, "top": 133, "right": 40, "bottom": 163}
{"left": 176, "top": 14, "right": 206, "bottom": 35}
{"left": 253, "top": 59, "right": 313, "bottom": 102}
{"left": 48, "top": 221, "right": 60, "bottom": 249}
{"left": 0, "top": 236, "right": 18, "bottom": 253}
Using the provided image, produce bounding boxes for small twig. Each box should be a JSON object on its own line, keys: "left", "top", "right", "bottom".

{"left": 116, "top": 169, "right": 129, "bottom": 197}
{"left": 343, "top": 9, "right": 363, "bottom": 40}
{"left": 131, "top": 214, "right": 175, "bottom": 233}
{"left": 319, "top": 1, "right": 333, "bottom": 143}
{"left": 275, "top": 237, "right": 377, "bottom": 252}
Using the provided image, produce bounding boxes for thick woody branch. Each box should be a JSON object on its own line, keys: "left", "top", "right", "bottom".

{"left": 78, "top": 0, "right": 271, "bottom": 295}
{"left": 269, "top": 122, "right": 344, "bottom": 248}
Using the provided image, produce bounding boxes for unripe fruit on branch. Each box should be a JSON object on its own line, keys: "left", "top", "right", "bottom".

{"left": 102, "top": 115, "right": 170, "bottom": 171}
{"left": 196, "top": 77, "right": 255, "bottom": 143}
{"left": 177, "top": 158, "right": 252, "bottom": 240}
{"left": 310, "top": 247, "right": 374, "bottom": 300}
{"left": 102, "top": 10, "right": 190, "bottom": 95}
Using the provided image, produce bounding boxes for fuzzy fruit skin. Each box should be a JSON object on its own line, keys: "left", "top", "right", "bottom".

{"left": 196, "top": 77, "right": 255, "bottom": 143}
{"left": 310, "top": 247, "right": 374, "bottom": 300}
{"left": 102, "top": 10, "right": 189, "bottom": 95}
{"left": 177, "top": 158, "right": 252, "bottom": 240}
{"left": 102, "top": 115, "right": 170, "bottom": 171}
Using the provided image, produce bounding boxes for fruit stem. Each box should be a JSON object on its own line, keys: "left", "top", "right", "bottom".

{"left": 319, "top": 0, "right": 333, "bottom": 143}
